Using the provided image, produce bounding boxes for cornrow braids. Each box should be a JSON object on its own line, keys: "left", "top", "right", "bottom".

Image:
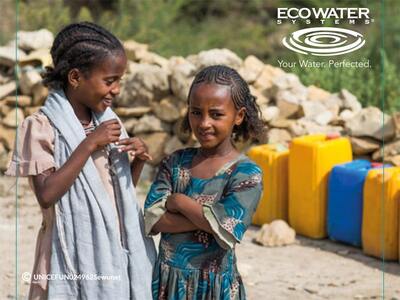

{"left": 42, "top": 22, "right": 125, "bottom": 89}
{"left": 182, "top": 65, "right": 265, "bottom": 142}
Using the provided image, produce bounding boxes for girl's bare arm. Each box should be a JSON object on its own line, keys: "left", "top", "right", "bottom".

{"left": 117, "top": 137, "right": 152, "bottom": 187}
{"left": 32, "top": 119, "right": 121, "bottom": 209}
{"left": 151, "top": 212, "right": 198, "bottom": 234}
{"left": 32, "top": 139, "right": 96, "bottom": 208}
{"left": 166, "top": 194, "right": 213, "bottom": 234}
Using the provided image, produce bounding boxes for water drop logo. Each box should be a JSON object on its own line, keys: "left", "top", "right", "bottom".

{"left": 282, "top": 27, "right": 365, "bottom": 56}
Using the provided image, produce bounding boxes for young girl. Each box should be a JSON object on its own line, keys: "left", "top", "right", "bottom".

{"left": 144, "top": 65, "right": 264, "bottom": 299}
{"left": 6, "top": 22, "right": 156, "bottom": 299}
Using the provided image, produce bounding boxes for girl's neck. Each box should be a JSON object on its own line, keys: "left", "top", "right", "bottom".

{"left": 65, "top": 87, "right": 92, "bottom": 123}
{"left": 198, "top": 140, "right": 237, "bottom": 159}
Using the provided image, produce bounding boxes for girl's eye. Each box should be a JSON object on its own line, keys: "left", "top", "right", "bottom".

{"left": 212, "top": 112, "right": 223, "bottom": 118}
{"left": 105, "top": 78, "right": 120, "bottom": 86}
{"left": 190, "top": 111, "right": 200, "bottom": 116}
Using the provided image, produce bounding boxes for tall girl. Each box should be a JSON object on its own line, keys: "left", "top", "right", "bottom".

{"left": 145, "top": 65, "right": 264, "bottom": 299}
{"left": 6, "top": 22, "right": 156, "bottom": 300}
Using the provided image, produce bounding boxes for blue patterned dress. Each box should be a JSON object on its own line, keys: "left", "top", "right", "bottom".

{"left": 144, "top": 148, "right": 262, "bottom": 300}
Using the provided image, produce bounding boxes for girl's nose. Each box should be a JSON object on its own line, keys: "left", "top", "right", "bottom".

{"left": 111, "top": 82, "right": 121, "bottom": 95}
{"left": 199, "top": 116, "right": 212, "bottom": 129}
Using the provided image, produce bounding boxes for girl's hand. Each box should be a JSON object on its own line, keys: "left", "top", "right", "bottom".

{"left": 166, "top": 194, "right": 180, "bottom": 213}
{"left": 85, "top": 119, "right": 121, "bottom": 152}
{"left": 116, "top": 137, "right": 152, "bottom": 161}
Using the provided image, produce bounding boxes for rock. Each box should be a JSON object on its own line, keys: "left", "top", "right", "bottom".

{"left": 136, "top": 132, "right": 170, "bottom": 165}
{"left": 315, "top": 111, "right": 335, "bottom": 126}
{"left": 345, "top": 107, "right": 395, "bottom": 142}
{"left": 2, "top": 108, "right": 24, "bottom": 128}
{"left": 23, "top": 106, "right": 41, "bottom": 117}
{"left": 260, "top": 105, "right": 279, "bottom": 122}
{"left": 238, "top": 55, "right": 264, "bottom": 83}
{"left": 289, "top": 119, "right": 343, "bottom": 137}
{"left": 152, "top": 96, "right": 181, "bottom": 123}
{"left": 269, "top": 118, "right": 295, "bottom": 129}
{"left": 3, "top": 95, "right": 32, "bottom": 107}
{"left": 350, "top": 137, "right": 380, "bottom": 155}
{"left": 250, "top": 85, "right": 269, "bottom": 106}
{"left": 19, "top": 67, "right": 42, "bottom": 95}
{"left": 268, "top": 128, "right": 292, "bottom": 145}
{"left": 14, "top": 29, "right": 53, "bottom": 51}
{"left": 307, "top": 85, "right": 331, "bottom": 102}
{"left": 31, "top": 84, "right": 48, "bottom": 106}
{"left": 0, "top": 124, "right": 16, "bottom": 150}
{"left": 164, "top": 136, "right": 184, "bottom": 156}
{"left": 276, "top": 90, "right": 301, "bottom": 118}
{"left": 385, "top": 154, "right": 400, "bottom": 166}
{"left": 0, "top": 46, "right": 27, "bottom": 67}
{"left": 254, "top": 220, "right": 296, "bottom": 247}
{"left": 0, "top": 81, "right": 16, "bottom": 99}
{"left": 134, "top": 115, "right": 171, "bottom": 134}
{"left": 321, "top": 94, "right": 341, "bottom": 117}
{"left": 340, "top": 89, "right": 362, "bottom": 113}
{"left": 170, "top": 60, "right": 196, "bottom": 102}
{"left": 339, "top": 109, "right": 355, "bottom": 121}
{"left": 253, "top": 64, "right": 285, "bottom": 92}
{"left": 391, "top": 112, "right": 400, "bottom": 138}
{"left": 168, "top": 56, "right": 188, "bottom": 67}
{"left": 372, "top": 139, "right": 400, "bottom": 161}
{"left": 0, "top": 143, "right": 10, "bottom": 172}
{"left": 114, "top": 106, "right": 152, "bottom": 118}
{"left": 304, "top": 287, "right": 318, "bottom": 295}
{"left": 19, "top": 48, "right": 52, "bottom": 68}
{"left": 0, "top": 73, "right": 11, "bottom": 85}
{"left": 301, "top": 101, "right": 334, "bottom": 126}
{"left": 188, "top": 48, "right": 243, "bottom": 71}
{"left": 122, "top": 118, "right": 139, "bottom": 135}
{"left": 123, "top": 40, "right": 149, "bottom": 62}
{"left": 0, "top": 100, "right": 11, "bottom": 116}
{"left": 270, "top": 73, "right": 304, "bottom": 95}
{"left": 117, "top": 63, "right": 170, "bottom": 106}
{"left": 139, "top": 52, "right": 169, "bottom": 70}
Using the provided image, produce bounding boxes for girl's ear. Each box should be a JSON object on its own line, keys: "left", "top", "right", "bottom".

{"left": 67, "top": 68, "right": 82, "bottom": 89}
{"left": 235, "top": 107, "right": 246, "bottom": 126}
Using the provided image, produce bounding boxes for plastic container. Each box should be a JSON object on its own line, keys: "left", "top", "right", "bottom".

{"left": 327, "top": 160, "right": 373, "bottom": 247}
{"left": 248, "top": 144, "right": 289, "bottom": 225}
{"left": 362, "top": 167, "right": 400, "bottom": 260}
{"left": 289, "top": 134, "right": 352, "bottom": 238}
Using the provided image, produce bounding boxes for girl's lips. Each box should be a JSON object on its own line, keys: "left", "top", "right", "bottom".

{"left": 198, "top": 132, "right": 214, "bottom": 141}
{"left": 103, "top": 99, "right": 112, "bottom": 107}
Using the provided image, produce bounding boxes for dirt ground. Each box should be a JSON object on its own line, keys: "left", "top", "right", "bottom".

{"left": 1, "top": 176, "right": 400, "bottom": 300}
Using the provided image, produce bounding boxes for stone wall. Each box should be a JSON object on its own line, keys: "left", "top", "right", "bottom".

{"left": 1, "top": 30, "right": 399, "bottom": 178}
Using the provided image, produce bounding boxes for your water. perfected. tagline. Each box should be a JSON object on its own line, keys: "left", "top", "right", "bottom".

{"left": 277, "top": 59, "right": 371, "bottom": 69}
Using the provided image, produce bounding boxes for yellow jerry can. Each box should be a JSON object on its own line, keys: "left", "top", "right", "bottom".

{"left": 362, "top": 167, "right": 400, "bottom": 261}
{"left": 289, "top": 134, "right": 352, "bottom": 238}
{"left": 248, "top": 144, "right": 289, "bottom": 225}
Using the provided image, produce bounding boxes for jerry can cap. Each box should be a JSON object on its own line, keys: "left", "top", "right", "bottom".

{"left": 326, "top": 133, "right": 341, "bottom": 140}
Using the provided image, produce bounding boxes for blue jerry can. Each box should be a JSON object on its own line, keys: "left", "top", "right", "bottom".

{"left": 327, "top": 160, "right": 374, "bottom": 247}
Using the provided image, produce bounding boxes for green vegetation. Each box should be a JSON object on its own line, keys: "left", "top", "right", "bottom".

{"left": 2, "top": 0, "right": 398, "bottom": 112}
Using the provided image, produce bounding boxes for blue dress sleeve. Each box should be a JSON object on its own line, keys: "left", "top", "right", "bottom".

{"left": 203, "top": 160, "right": 263, "bottom": 248}
{"left": 144, "top": 153, "right": 176, "bottom": 235}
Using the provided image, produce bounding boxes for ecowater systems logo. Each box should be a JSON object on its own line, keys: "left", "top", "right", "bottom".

{"left": 277, "top": 7, "right": 373, "bottom": 56}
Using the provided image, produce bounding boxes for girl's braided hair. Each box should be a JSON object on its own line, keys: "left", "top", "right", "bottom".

{"left": 182, "top": 65, "right": 264, "bottom": 142}
{"left": 42, "top": 21, "right": 124, "bottom": 89}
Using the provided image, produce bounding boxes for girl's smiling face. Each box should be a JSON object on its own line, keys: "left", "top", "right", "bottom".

{"left": 69, "top": 52, "right": 127, "bottom": 113}
{"left": 188, "top": 83, "right": 245, "bottom": 150}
